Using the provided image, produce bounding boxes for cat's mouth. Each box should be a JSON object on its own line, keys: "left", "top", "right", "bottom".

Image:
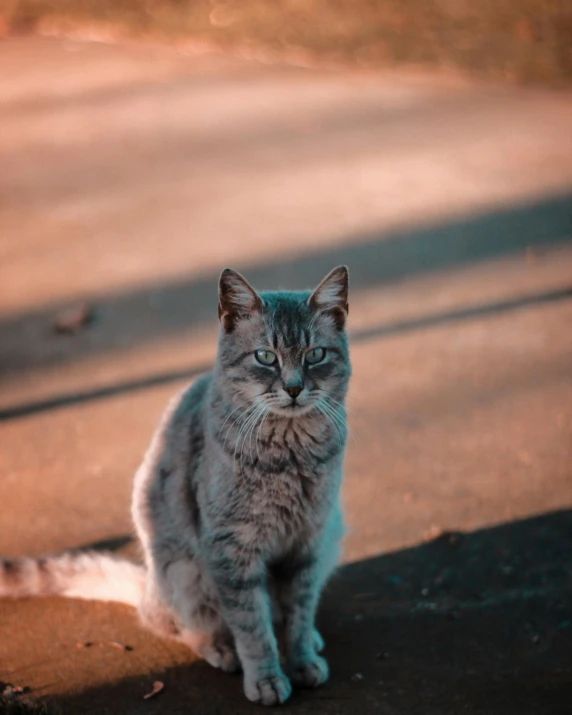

{"left": 269, "top": 401, "right": 315, "bottom": 417}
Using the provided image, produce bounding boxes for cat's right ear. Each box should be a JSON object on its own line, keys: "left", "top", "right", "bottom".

{"left": 218, "top": 268, "right": 263, "bottom": 332}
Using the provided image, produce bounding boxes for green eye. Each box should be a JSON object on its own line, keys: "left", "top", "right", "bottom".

{"left": 255, "top": 349, "right": 277, "bottom": 366}
{"left": 305, "top": 347, "right": 325, "bottom": 365}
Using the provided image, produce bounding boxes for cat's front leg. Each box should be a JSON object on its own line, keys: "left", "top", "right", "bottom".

{"left": 209, "top": 549, "right": 292, "bottom": 706}
{"left": 279, "top": 555, "right": 330, "bottom": 689}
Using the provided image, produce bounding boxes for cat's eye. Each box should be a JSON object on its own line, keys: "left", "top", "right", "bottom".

{"left": 255, "top": 349, "right": 278, "bottom": 366}
{"left": 305, "top": 347, "right": 326, "bottom": 365}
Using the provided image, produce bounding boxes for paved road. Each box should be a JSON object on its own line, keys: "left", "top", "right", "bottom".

{"left": 1, "top": 36, "right": 572, "bottom": 715}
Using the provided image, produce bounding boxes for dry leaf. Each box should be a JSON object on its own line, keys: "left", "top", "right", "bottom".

{"left": 143, "top": 681, "right": 164, "bottom": 700}
{"left": 53, "top": 303, "right": 95, "bottom": 334}
{"left": 106, "top": 641, "right": 133, "bottom": 651}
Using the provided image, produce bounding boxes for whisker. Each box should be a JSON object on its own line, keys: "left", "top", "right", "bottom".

{"left": 247, "top": 405, "right": 269, "bottom": 465}
{"left": 315, "top": 403, "right": 344, "bottom": 450}
{"left": 242, "top": 405, "right": 267, "bottom": 472}
{"left": 217, "top": 402, "right": 245, "bottom": 438}
{"left": 322, "top": 395, "right": 358, "bottom": 444}
{"left": 223, "top": 401, "right": 259, "bottom": 452}
{"left": 316, "top": 402, "right": 344, "bottom": 445}
{"left": 231, "top": 402, "right": 260, "bottom": 458}
{"left": 314, "top": 390, "right": 353, "bottom": 416}
{"left": 320, "top": 399, "right": 349, "bottom": 447}
{"left": 322, "top": 393, "right": 354, "bottom": 415}
{"left": 236, "top": 402, "right": 266, "bottom": 472}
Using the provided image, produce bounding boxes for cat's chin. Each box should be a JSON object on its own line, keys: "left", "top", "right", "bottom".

{"left": 269, "top": 403, "right": 315, "bottom": 418}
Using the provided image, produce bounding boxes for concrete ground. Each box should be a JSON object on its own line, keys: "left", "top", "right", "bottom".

{"left": 1, "top": 36, "right": 572, "bottom": 715}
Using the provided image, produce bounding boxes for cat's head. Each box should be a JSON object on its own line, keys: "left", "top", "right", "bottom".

{"left": 216, "top": 267, "right": 351, "bottom": 417}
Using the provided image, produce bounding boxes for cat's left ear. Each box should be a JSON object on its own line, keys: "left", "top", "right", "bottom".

{"left": 308, "top": 266, "right": 349, "bottom": 330}
{"left": 218, "top": 268, "right": 264, "bottom": 332}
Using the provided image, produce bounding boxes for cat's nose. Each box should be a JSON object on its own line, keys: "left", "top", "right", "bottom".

{"left": 285, "top": 386, "right": 303, "bottom": 400}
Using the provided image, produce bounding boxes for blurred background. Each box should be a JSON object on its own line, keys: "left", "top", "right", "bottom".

{"left": 0, "top": 3, "right": 571, "bottom": 714}
{"left": 1, "top": 0, "right": 572, "bottom": 81}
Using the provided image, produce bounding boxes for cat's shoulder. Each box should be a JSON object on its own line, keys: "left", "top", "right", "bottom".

{"left": 159, "top": 372, "right": 213, "bottom": 436}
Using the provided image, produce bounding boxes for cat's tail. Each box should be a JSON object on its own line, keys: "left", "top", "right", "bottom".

{"left": 0, "top": 552, "right": 145, "bottom": 607}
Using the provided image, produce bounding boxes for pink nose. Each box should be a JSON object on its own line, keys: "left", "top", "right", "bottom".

{"left": 285, "top": 386, "right": 302, "bottom": 399}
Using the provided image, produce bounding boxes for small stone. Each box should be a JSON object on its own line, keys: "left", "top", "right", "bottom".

{"left": 351, "top": 673, "right": 364, "bottom": 682}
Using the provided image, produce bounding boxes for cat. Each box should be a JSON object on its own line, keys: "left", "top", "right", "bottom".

{"left": 0, "top": 266, "right": 351, "bottom": 706}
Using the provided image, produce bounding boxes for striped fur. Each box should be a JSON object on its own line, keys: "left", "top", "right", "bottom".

{"left": 1, "top": 267, "right": 351, "bottom": 706}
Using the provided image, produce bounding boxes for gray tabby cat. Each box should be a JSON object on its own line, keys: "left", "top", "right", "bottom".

{"left": 0, "top": 266, "right": 351, "bottom": 706}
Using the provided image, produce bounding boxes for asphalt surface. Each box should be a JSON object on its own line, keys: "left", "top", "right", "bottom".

{"left": 1, "top": 36, "right": 571, "bottom": 715}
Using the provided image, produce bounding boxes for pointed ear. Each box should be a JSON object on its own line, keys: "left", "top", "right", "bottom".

{"left": 218, "top": 268, "right": 263, "bottom": 332}
{"left": 308, "top": 266, "right": 349, "bottom": 330}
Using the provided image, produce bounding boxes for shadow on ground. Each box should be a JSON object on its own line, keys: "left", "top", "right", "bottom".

{"left": 2, "top": 283, "right": 572, "bottom": 423}
{"left": 2, "top": 190, "right": 572, "bottom": 381}
{"left": 1, "top": 190, "right": 572, "bottom": 423}
{"left": 35, "top": 509, "right": 572, "bottom": 715}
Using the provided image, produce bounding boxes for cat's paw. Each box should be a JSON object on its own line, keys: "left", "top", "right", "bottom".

{"left": 289, "top": 655, "right": 329, "bottom": 688}
{"left": 202, "top": 641, "right": 241, "bottom": 673}
{"left": 312, "top": 628, "right": 325, "bottom": 653}
{"left": 244, "top": 673, "right": 292, "bottom": 706}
